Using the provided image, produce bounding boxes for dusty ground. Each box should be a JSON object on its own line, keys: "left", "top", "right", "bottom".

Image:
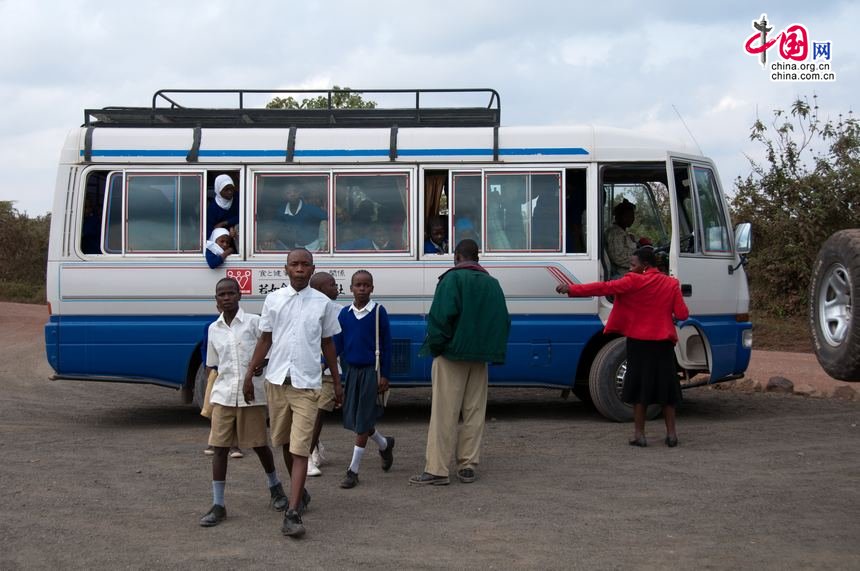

{"left": 1, "top": 302, "right": 858, "bottom": 570}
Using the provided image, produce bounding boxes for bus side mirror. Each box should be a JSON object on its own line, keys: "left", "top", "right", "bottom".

{"left": 734, "top": 222, "right": 752, "bottom": 255}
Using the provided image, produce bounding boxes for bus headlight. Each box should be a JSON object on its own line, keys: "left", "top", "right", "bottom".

{"left": 742, "top": 329, "right": 753, "bottom": 349}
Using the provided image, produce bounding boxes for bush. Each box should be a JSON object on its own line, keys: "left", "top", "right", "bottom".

{"left": 731, "top": 96, "right": 860, "bottom": 316}
{"left": 0, "top": 201, "right": 50, "bottom": 304}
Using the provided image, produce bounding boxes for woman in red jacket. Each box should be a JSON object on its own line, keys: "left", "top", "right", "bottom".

{"left": 556, "top": 248, "right": 689, "bottom": 447}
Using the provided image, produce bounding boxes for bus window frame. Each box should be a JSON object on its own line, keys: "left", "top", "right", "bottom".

{"left": 422, "top": 164, "right": 589, "bottom": 259}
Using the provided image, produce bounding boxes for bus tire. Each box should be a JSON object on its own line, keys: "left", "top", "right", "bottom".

{"left": 192, "top": 363, "right": 208, "bottom": 410}
{"left": 810, "top": 229, "right": 860, "bottom": 381}
{"left": 589, "top": 338, "right": 660, "bottom": 422}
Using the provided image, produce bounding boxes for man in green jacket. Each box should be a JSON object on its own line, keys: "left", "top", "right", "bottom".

{"left": 410, "top": 239, "right": 510, "bottom": 486}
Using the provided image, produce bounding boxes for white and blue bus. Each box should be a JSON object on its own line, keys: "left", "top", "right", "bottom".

{"left": 44, "top": 88, "right": 753, "bottom": 421}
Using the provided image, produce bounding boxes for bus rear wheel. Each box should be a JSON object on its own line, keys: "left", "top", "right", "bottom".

{"left": 589, "top": 338, "right": 660, "bottom": 422}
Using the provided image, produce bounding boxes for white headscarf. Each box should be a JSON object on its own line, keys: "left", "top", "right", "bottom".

{"left": 214, "top": 175, "right": 235, "bottom": 210}
{"left": 206, "top": 228, "right": 230, "bottom": 256}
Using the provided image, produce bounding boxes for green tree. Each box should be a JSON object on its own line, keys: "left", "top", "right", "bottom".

{"left": 0, "top": 201, "right": 51, "bottom": 303}
{"left": 266, "top": 86, "right": 377, "bottom": 110}
{"left": 731, "top": 96, "right": 860, "bottom": 316}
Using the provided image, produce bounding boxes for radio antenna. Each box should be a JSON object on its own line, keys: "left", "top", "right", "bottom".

{"left": 672, "top": 104, "right": 703, "bottom": 155}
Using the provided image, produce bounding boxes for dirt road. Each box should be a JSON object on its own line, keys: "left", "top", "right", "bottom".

{"left": 1, "top": 303, "right": 858, "bottom": 570}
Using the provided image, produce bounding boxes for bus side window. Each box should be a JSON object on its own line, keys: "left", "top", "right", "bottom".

{"left": 673, "top": 164, "right": 697, "bottom": 253}
{"left": 452, "top": 173, "right": 481, "bottom": 249}
{"left": 334, "top": 173, "right": 409, "bottom": 253}
{"left": 565, "top": 169, "right": 587, "bottom": 253}
{"left": 104, "top": 172, "right": 123, "bottom": 254}
{"left": 484, "top": 171, "right": 562, "bottom": 252}
{"left": 126, "top": 173, "right": 202, "bottom": 253}
{"left": 423, "top": 170, "right": 449, "bottom": 254}
{"left": 205, "top": 171, "right": 240, "bottom": 241}
{"left": 529, "top": 173, "right": 561, "bottom": 251}
{"left": 255, "top": 173, "right": 329, "bottom": 253}
{"left": 80, "top": 171, "right": 109, "bottom": 255}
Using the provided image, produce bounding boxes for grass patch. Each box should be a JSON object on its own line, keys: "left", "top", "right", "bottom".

{"left": 751, "top": 310, "right": 812, "bottom": 353}
{"left": 0, "top": 281, "right": 46, "bottom": 304}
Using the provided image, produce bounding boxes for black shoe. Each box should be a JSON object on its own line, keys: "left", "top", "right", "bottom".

{"left": 297, "top": 488, "right": 311, "bottom": 516}
{"left": 269, "top": 483, "right": 288, "bottom": 511}
{"left": 628, "top": 436, "right": 647, "bottom": 447}
{"left": 340, "top": 469, "right": 359, "bottom": 489}
{"left": 281, "top": 509, "right": 306, "bottom": 538}
{"left": 457, "top": 468, "right": 476, "bottom": 483}
{"left": 379, "top": 436, "right": 395, "bottom": 471}
{"left": 199, "top": 504, "right": 226, "bottom": 527}
{"left": 408, "top": 472, "right": 450, "bottom": 486}
{"left": 665, "top": 435, "right": 679, "bottom": 448}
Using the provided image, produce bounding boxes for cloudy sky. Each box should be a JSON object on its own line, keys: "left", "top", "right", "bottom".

{"left": 1, "top": 0, "right": 856, "bottom": 215}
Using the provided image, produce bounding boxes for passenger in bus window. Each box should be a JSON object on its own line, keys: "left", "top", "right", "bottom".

{"left": 424, "top": 216, "right": 449, "bottom": 254}
{"left": 207, "top": 174, "right": 240, "bottom": 238}
{"left": 282, "top": 183, "right": 327, "bottom": 251}
{"left": 206, "top": 228, "right": 236, "bottom": 269}
{"left": 605, "top": 199, "right": 640, "bottom": 276}
{"left": 258, "top": 223, "right": 289, "bottom": 252}
{"left": 454, "top": 218, "right": 480, "bottom": 248}
{"left": 340, "top": 223, "right": 400, "bottom": 252}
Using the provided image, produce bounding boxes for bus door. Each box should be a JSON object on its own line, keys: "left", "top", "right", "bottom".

{"left": 666, "top": 154, "right": 742, "bottom": 380}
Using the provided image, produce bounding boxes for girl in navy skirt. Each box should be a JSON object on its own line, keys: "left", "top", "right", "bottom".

{"left": 335, "top": 270, "right": 395, "bottom": 488}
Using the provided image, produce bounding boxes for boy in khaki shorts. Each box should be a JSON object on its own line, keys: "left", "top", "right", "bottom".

{"left": 308, "top": 271, "right": 342, "bottom": 476}
{"left": 243, "top": 249, "right": 342, "bottom": 538}
{"left": 199, "top": 278, "right": 288, "bottom": 527}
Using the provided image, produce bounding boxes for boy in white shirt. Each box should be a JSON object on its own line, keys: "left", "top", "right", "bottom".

{"left": 199, "top": 277, "right": 288, "bottom": 527}
{"left": 243, "top": 248, "right": 342, "bottom": 538}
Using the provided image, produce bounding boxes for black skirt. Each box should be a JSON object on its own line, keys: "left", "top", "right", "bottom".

{"left": 622, "top": 338, "right": 682, "bottom": 406}
{"left": 341, "top": 365, "right": 383, "bottom": 434}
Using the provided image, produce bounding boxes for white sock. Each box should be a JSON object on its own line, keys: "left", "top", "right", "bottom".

{"left": 349, "top": 445, "right": 365, "bottom": 473}
{"left": 370, "top": 430, "right": 387, "bottom": 450}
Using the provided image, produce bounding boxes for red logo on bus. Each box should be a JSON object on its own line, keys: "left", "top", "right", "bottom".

{"left": 226, "top": 269, "right": 252, "bottom": 294}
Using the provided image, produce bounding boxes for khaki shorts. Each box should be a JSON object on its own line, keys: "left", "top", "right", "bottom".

{"left": 265, "top": 381, "right": 319, "bottom": 457}
{"left": 208, "top": 404, "right": 268, "bottom": 449}
{"left": 318, "top": 376, "right": 336, "bottom": 412}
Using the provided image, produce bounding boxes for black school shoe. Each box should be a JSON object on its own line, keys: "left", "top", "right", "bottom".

{"left": 408, "top": 472, "right": 450, "bottom": 486}
{"left": 379, "top": 436, "right": 395, "bottom": 471}
{"left": 457, "top": 468, "right": 476, "bottom": 483}
{"left": 199, "top": 504, "right": 226, "bottom": 527}
{"left": 269, "top": 483, "right": 288, "bottom": 511}
{"left": 340, "top": 469, "right": 359, "bottom": 489}
{"left": 281, "top": 509, "right": 306, "bottom": 538}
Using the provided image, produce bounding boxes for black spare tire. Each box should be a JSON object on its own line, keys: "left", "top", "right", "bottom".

{"left": 809, "top": 229, "right": 860, "bottom": 381}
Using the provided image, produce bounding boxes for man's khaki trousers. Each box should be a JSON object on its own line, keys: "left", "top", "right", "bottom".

{"left": 424, "top": 355, "right": 488, "bottom": 477}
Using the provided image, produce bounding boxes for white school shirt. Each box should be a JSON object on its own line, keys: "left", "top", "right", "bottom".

{"left": 206, "top": 308, "right": 267, "bottom": 407}
{"left": 348, "top": 299, "right": 376, "bottom": 321}
{"left": 260, "top": 284, "right": 341, "bottom": 389}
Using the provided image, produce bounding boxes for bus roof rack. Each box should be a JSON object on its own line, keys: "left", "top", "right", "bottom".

{"left": 84, "top": 88, "right": 501, "bottom": 129}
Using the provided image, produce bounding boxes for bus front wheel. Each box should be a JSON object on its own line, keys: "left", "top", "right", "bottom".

{"left": 589, "top": 338, "right": 660, "bottom": 422}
